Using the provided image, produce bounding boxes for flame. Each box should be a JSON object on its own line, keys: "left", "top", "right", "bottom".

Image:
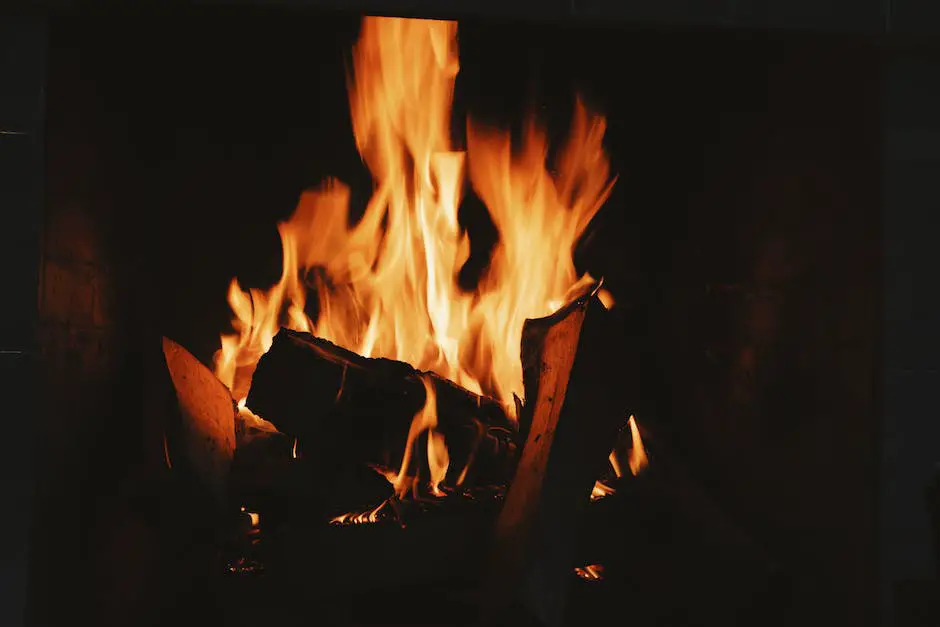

{"left": 590, "top": 415, "right": 647, "bottom": 501}
{"left": 332, "top": 376, "right": 447, "bottom": 525}
{"left": 590, "top": 481, "right": 617, "bottom": 501}
{"left": 574, "top": 563, "right": 605, "bottom": 581}
{"left": 427, "top": 430, "right": 449, "bottom": 497}
{"left": 212, "top": 16, "right": 615, "bottom": 420}
{"left": 240, "top": 506, "right": 261, "bottom": 527}
{"left": 387, "top": 375, "right": 447, "bottom": 498}
{"left": 608, "top": 450, "right": 623, "bottom": 479}
{"left": 627, "top": 415, "right": 648, "bottom": 475}
{"left": 331, "top": 499, "right": 391, "bottom": 525}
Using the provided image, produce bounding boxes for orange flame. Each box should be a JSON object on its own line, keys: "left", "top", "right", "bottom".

{"left": 590, "top": 481, "right": 617, "bottom": 502}
{"left": 212, "top": 16, "right": 615, "bottom": 418}
{"left": 574, "top": 563, "right": 605, "bottom": 581}
{"left": 590, "top": 415, "right": 647, "bottom": 501}
{"left": 427, "top": 430, "right": 449, "bottom": 497}
{"left": 332, "top": 376, "right": 447, "bottom": 524}
{"left": 388, "top": 375, "right": 446, "bottom": 498}
{"left": 330, "top": 499, "right": 391, "bottom": 525}
{"left": 627, "top": 415, "right": 648, "bottom": 475}
{"left": 240, "top": 506, "right": 261, "bottom": 527}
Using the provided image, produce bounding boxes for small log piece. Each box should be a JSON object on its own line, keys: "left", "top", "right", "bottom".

{"left": 480, "top": 282, "right": 628, "bottom": 627}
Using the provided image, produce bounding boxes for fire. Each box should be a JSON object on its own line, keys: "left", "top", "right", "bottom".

{"left": 240, "top": 506, "right": 261, "bottom": 528}
{"left": 590, "top": 480, "right": 617, "bottom": 502}
{"left": 389, "top": 375, "right": 447, "bottom": 498}
{"left": 331, "top": 376, "right": 447, "bottom": 525}
{"left": 574, "top": 563, "right": 605, "bottom": 581}
{"left": 626, "top": 414, "right": 648, "bottom": 475}
{"left": 212, "top": 16, "right": 616, "bottom": 422}
{"left": 331, "top": 499, "right": 392, "bottom": 526}
{"left": 590, "top": 415, "right": 647, "bottom": 501}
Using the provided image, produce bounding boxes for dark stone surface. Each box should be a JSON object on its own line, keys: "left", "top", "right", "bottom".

{"left": 0, "top": 16, "right": 44, "bottom": 627}
{"left": 0, "top": 18, "right": 44, "bottom": 352}
{"left": 890, "top": 0, "right": 940, "bottom": 34}
{"left": 731, "top": 0, "right": 884, "bottom": 31}
{"left": 196, "top": 0, "right": 890, "bottom": 32}
{"left": 881, "top": 52, "right": 940, "bottom": 627}
{"left": 29, "top": 0, "right": 940, "bottom": 36}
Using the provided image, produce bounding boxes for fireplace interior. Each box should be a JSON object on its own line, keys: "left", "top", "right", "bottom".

{"left": 29, "top": 6, "right": 880, "bottom": 627}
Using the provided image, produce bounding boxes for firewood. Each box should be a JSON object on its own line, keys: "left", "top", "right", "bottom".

{"left": 479, "top": 281, "right": 628, "bottom": 627}
{"left": 245, "top": 329, "right": 518, "bottom": 492}
{"left": 162, "top": 337, "right": 237, "bottom": 505}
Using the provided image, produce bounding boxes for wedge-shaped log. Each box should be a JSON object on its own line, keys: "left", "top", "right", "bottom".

{"left": 480, "top": 283, "right": 627, "bottom": 627}
{"left": 162, "top": 337, "right": 237, "bottom": 506}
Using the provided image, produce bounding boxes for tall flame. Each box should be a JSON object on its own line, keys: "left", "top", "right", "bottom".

{"left": 626, "top": 415, "right": 648, "bottom": 475}
{"left": 390, "top": 375, "right": 445, "bottom": 498}
{"left": 214, "top": 16, "right": 615, "bottom": 421}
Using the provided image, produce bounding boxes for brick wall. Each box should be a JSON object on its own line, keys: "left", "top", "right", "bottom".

{"left": 27, "top": 19, "right": 135, "bottom": 626}
{"left": 38, "top": 190, "right": 117, "bottom": 377}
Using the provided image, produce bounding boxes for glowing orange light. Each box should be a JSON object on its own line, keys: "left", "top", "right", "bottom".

{"left": 212, "top": 16, "right": 615, "bottom": 423}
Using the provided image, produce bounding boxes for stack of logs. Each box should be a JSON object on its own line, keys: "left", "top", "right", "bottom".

{"left": 162, "top": 280, "right": 781, "bottom": 627}
{"left": 163, "top": 281, "right": 628, "bottom": 625}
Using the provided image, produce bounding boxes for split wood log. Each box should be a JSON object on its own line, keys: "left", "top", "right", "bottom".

{"left": 479, "top": 282, "right": 629, "bottom": 627}
{"left": 245, "top": 329, "right": 518, "bottom": 492}
{"left": 162, "top": 337, "right": 237, "bottom": 506}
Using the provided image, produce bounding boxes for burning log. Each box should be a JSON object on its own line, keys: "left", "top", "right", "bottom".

{"left": 480, "top": 282, "right": 628, "bottom": 627}
{"left": 245, "top": 328, "right": 518, "bottom": 494}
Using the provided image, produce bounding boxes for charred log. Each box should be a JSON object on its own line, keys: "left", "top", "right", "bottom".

{"left": 245, "top": 329, "right": 518, "bottom": 495}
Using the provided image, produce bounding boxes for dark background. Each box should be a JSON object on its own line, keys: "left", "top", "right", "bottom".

{"left": 1, "top": 2, "right": 938, "bottom": 626}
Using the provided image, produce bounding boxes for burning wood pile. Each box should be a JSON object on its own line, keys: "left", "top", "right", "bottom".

{"left": 158, "top": 15, "right": 780, "bottom": 627}
{"left": 163, "top": 283, "right": 634, "bottom": 624}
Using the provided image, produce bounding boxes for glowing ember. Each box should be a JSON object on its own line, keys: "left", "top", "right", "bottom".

{"left": 212, "top": 15, "right": 616, "bottom": 422}
{"left": 240, "top": 506, "right": 261, "bottom": 527}
{"left": 590, "top": 480, "right": 617, "bottom": 502}
{"left": 331, "top": 499, "right": 394, "bottom": 526}
{"left": 574, "top": 563, "right": 605, "bottom": 581}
